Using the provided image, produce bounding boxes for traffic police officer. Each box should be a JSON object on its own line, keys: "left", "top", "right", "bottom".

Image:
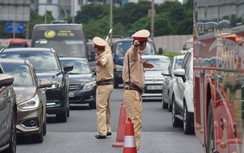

{"left": 122, "top": 29, "right": 154, "bottom": 150}
{"left": 93, "top": 37, "right": 114, "bottom": 139}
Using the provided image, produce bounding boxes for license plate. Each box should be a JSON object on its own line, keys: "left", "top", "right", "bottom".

{"left": 69, "top": 92, "right": 74, "bottom": 97}
{"left": 147, "top": 85, "right": 162, "bottom": 90}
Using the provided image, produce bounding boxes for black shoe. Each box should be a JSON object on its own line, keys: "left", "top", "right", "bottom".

{"left": 95, "top": 135, "right": 106, "bottom": 139}
{"left": 107, "top": 132, "right": 112, "bottom": 136}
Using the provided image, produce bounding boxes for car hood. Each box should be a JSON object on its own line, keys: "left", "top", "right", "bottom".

{"left": 36, "top": 72, "right": 62, "bottom": 83}
{"left": 13, "top": 86, "right": 36, "bottom": 104}
{"left": 68, "top": 73, "right": 94, "bottom": 84}
{"left": 145, "top": 71, "right": 165, "bottom": 80}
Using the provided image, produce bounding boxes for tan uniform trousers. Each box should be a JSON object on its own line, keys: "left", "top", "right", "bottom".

{"left": 96, "top": 84, "right": 113, "bottom": 136}
{"left": 123, "top": 90, "right": 142, "bottom": 150}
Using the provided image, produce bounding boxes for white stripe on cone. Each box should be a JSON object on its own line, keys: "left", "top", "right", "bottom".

{"left": 124, "top": 136, "right": 136, "bottom": 147}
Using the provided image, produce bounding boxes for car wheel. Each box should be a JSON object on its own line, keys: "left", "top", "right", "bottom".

{"left": 67, "top": 107, "right": 70, "bottom": 118}
{"left": 3, "top": 111, "right": 16, "bottom": 153}
{"left": 56, "top": 109, "right": 67, "bottom": 123}
{"left": 206, "top": 101, "right": 215, "bottom": 153}
{"left": 43, "top": 118, "right": 47, "bottom": 136}
{"left": 183, "top": 104, "right": 194, "bottom": 134}
{"left": 162, "top": 98, "right": 168, "bottom": 109}
{"left": 172, "top": 96, "right": 182, "bottom": 127}
{"left": 114, "top": 81, "right": 119, "bottom": 88}
{"left": 31, "top": 125, "right": 43, "bottom": 143}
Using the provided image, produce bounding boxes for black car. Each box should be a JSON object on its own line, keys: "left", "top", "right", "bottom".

{"left": 0, "top": 48, "right": 73, "bottom": 122}
{"left": 59, "top": 57, "right": 96, "bottom": 109}
{"left": 0, "top": 64, "right": 17, "bottom": 153}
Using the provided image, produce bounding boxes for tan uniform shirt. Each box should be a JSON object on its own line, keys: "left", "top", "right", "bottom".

{"left": 96, "top": 46, "right": 114, "bottom": 81}
{"left": 122, "top": 46, "right": 145, "bottom": 89}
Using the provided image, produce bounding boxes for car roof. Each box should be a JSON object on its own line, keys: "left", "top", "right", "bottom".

{"left": 141, "top": 55, "right": 170, "bottom": 61}
{"left": 113, "top": 37, "right": 153, "bottom": 43}
{"left": 59, "top": 57, "right": 88, "bottom": 62}
{"left": 0, "top": 58, "right": 32, "bottom": 65}
{"left": 1, "top": 47, "right": 55, "bottom": 53}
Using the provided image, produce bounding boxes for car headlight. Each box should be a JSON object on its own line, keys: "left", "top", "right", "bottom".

{"left": 18, "top": 95, "right": 40, "bottom": 110}
{"left": 83, "top": 81, "right": 96, "bottom": 91}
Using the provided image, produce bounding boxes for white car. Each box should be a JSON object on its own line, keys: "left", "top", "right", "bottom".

{"left": 161, "top": 55, "right": 184, "bottom": 111}
{"left": 142, "top": 55, "right": 171, "bottom": 101}
{"left": 171, "top": 50, "right": 194, "bottom": 134}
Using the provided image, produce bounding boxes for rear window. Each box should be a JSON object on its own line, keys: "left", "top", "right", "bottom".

{"left": 0, "top": 51, "right": 60, "bottom": 73}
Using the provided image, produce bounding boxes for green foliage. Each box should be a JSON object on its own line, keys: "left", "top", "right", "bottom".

{"left": 159, "top": 50, "right": 183, "bottom": 60}
{"left": 0, "top": 0, "right": 193, "bottom": 39}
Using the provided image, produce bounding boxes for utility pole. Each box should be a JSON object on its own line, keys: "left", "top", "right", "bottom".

{"left": 109, "top": 0, "right": 113, "bottom": 45}
{"left": 45, "top": 0, "right": 47, "bottom": 24}
{"left": 151, "top": 0, "right": 155, "bottom": 41}
{"left": 72, "top": 0, "right": 75, "bottom": 23}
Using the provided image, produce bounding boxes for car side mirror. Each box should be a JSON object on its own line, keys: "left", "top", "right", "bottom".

{"left": 173, "top": 69, "right": 186, "bottom": 82}
{"left": 63, "top": 65, "right": 73, "bottom": 73}
{"left": 38, "top": 79, "right": 53, "bottom": 88}
{"left": 0, "top": 74, "right": 14, "bottom": 87}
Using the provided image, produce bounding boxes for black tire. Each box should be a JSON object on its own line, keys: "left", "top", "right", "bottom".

{"left": 67, "top": 107, "right": 70, "bottom": 118}
{"left": 183, "top": 104, "right": 194, "bottom": 134}
{"left": 3, "top": 112, "right": 16, "bottom": 153}
{"left": 162, "top": 99, "right": 168, "bottom": 109}
{"left": 31, "top": 128, "right": 43, "bottom": 143}
{"left": 114, "top": 81, "right": 119, "bottom": 88}
{"left": 206, "top": 102, "right": 215, "bottom": 153}
{"left": 172, "top": 96, "right": 182, "bottom": 127}
{"left": 43, "top": 118, "right": 47, "bottom": 136}
{"left": 56, "top": 110, "right": 67, "bottom": 123}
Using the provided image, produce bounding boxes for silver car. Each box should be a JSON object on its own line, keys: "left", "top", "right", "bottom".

{"left": 161, "top": 55, "right": 184, "bottom": 111}
{"left": 142, "top": 55, "right": 171, "bottom": 101}
{"left": 172, "top": 50, "right": 194, "bottom": 134}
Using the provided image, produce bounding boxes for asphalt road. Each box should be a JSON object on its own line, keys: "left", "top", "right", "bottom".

{"left": 17, "top": 87, "right": 204, "bottom": 153}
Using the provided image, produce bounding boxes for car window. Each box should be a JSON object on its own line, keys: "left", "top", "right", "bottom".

{"left": 185, "top": 53, "right": 192, "bottom": 77}
{"left": 174, "top": 58, "right": 183, "bottom": 70}
{"left": 1, "top": 63, "right": 34, "bottom": 86}
{"left": 60, "top": 59, "right": 91, "bottom": 74}
{"left": 0, "top": 51, "right": 60, "bottom": 73}
{"left": 115, "top": 40, "right": 155, "bottom": 55}
{"left": 144, "top": 58, "right": 170, "bottom": 71}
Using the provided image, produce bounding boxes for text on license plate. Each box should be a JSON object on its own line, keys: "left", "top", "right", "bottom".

{"left": 147, "top": 85, "right": 162, "bottom": 90}
{"left": 69, "top": 92, "right": 74, "bottom": 97}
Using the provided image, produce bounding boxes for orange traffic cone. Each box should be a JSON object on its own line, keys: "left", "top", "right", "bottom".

{"left": 112, "top": 102, "right": 126, "bottom": 147}
{"left": 123, "top": 117, "right": 137, "bottom": 153}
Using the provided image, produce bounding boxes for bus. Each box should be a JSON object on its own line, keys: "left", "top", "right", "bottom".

{"left": 31, "top": 24, "right": 94, "bottom": 64}
{"left": 193, "top": 0, "right": 243, "bottom": 153}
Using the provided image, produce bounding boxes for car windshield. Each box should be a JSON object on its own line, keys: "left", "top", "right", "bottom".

{"left": 115, "top": 41, "right": 155, "bottom": 56}
{"left": 0, "top": 51, "right": 60, "bottom": 73}
{"left": 60, "top": 59, "right": 91, "bottom": 74}
{"left": 1, "top": 63, "right": 34, "bottom": 86}
{"left": 144, "top": 58, "right": 170, "bottom": 71}
{"left": 174, "top": 58, "right": 183, "bottom": 70}
{"left": 34, "top": 40, "right": 86, "bottom": 57}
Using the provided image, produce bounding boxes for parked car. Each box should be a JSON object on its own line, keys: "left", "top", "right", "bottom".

{"left": 59, "top": 57, "right": 96, "bottom": 109}
{"left": 0, "top": 48, "right": 73, "bottom": 122}
{"left": 112, "top": 37, "right": 158, "bottom": 88}
{"left": 141, "top": 55, "right": 171, "bottom": 101}
{"left": 161, "top": 55, "right": 184, "bottom": 111}
{"left": 0, "top": 65, "right": 17, "bottom": 153}
{"left": 171, "top": 50, "right": 194, "bottom": 134}
{"left": 0, "top": 59, "right": 52, "bottom": 143}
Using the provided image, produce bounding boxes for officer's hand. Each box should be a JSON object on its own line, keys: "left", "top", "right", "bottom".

{"left": 143, "top": 61, "right": 154, "bottom": 68}
{"left": 96, "top": 61, "right": 102, "bottom": 66}
{"left": 133, "top": 40, "right": 140, "bottom": 47}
